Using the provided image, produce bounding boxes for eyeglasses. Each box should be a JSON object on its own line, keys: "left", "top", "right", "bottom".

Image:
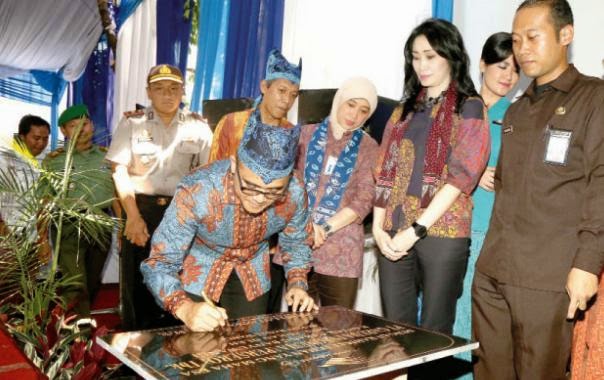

{"left": 235, "top": 163, "right": 286, "bottom": 201}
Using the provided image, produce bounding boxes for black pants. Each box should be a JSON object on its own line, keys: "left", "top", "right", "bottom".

{"left": 120, "top": 195, "right": 178, "bottom": 330}
{"left": 378, "top": 236, "right": 469, "bottom": 333}
{"left": 308, "top": 270, "right": 358, "bottom": 308}
{"left": 267, "top": 262, "right": 285, "bottom": 313}
{"left": 185, "top": 272, "right": 269, "bottom": 320}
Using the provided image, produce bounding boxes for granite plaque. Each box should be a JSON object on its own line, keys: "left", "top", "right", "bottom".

{"left": 97, "top": 306, "right": 478, "bottom": 379}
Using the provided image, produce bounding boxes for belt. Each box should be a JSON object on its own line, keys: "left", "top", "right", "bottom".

{"left": 137, "top": 194, "right": 173, "bottom": 206}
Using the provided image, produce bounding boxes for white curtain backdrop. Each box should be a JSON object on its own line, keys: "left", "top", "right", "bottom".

{"left": 111, "top": 0, "right": 157, "bottom": 132}
{"left": 282, "top": 0, "right": 432, "bottom": 316}
{"left": 0, "top": 0, "right": 102, "bottom": 81}
{"left": 104, "top": 0, "right": 157, "bottom": 283}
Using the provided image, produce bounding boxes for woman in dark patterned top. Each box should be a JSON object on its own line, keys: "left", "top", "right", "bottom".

{"left": 373, "top": 19, "right": 490, "bottom": 333}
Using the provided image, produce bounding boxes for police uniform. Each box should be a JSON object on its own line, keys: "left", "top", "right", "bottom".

{"left": 106, "top": 106, "right": 213, "bottom": 329}
{"left": 44, "top": 145, "right": 114, "bottom": 316}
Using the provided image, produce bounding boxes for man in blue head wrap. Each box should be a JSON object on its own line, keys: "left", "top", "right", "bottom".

{"left": 208, "top": 48, "right": 303, "bottom": 313}
{"left": 141, "top": 112, "right": 317, "bottom": 331}
{"left": 208, "top": 49, "right": 302, "bottom": 162}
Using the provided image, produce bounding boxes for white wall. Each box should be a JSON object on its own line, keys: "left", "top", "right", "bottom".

{"left": 282, "top": 0, "right": 432, "bottom": 100}
{"left": 569, "top": 0, "right": 604, "bottom": 79}
{"left": 455, "top": 0, "right": 604, "bottom": 90}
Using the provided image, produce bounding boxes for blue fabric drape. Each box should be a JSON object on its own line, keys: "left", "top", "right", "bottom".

{"left": 432, "top": 0, "right": 454, "bottom": 21}
{"left": 0, "top": 71, "right": 65, "bottom": 107}
{"left": 222, "top": 0, "right": 284, "bottom": 99}
{"left": 116, "top": 0, "right": 144, "bottom": 30}
{"left": 190, "top": 0, "right": 230, "bottom": 112}
{"left": 156, "top": 0, "right": 193, "bottom": 81}
{"left": 72, "top": 36, "right": 115, "bottom": 147}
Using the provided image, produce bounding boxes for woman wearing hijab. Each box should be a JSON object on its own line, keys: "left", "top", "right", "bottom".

{"left": 281, "top": 77, "right": 379, "bottom": 308}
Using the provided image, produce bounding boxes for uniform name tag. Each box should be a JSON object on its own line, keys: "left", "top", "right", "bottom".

{"left": 324, "top": 156, "right": 338, "bottom": 175}
{"left": 544, "top": 127, "right": 572, "bottom": 165}
{"left": 501, "top": 122, "right": 513, "bottom": 134}
{"left": 138, "top": 129, "right": 153, "bottom": 143}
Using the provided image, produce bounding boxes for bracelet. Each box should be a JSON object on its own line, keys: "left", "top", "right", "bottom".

{"left": 287, "top": 280, "right": 309, "bottom": 292}
{"left": 320, "top": 222, "right": 334, "bottom": 237}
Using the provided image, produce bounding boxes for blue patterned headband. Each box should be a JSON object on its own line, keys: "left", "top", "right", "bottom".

{"left": 265, "top": 49, "right": 302, "bottom": 85}
{"left": 237, "top": 109, "right": 301, "bottom": 184}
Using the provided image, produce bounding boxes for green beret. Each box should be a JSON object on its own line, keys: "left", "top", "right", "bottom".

{"left": 58, "top": 104, "right": 89, "bottom": 126}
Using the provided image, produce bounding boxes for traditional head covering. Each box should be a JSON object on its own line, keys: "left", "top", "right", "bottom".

{"left": 265, "top": 49, "right": 302, "bottom": 85}
{"left": 329, "top": 77, "right": 378, "bottom": 132}
{"left": 237, "top": 109, "right": 300, "bottom": 184}
{"left": 58, "top": 104, "right": 89, "bottom": 126}
{"left": 147, "top": 64, "right": 184, "bottom": 84}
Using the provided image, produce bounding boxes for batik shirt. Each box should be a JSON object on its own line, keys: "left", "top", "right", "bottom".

{"left": 375, "top": 97, "right": 489, "bottom": 238}
{"left": 141, "top": 160, "right": 313, "bottom": 315}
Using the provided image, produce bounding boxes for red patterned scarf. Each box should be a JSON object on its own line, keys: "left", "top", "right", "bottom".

{"left": 376, "top": 82, "right": 458, "bottom": 208}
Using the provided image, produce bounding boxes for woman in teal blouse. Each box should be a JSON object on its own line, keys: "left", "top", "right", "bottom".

{"left": 453, "top": 32, "right": 519, "bottom": 378}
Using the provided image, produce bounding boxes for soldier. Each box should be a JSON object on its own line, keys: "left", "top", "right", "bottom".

{"left": 106, "top": 64, "right": 213, "bottom": 330}
{"left": 44, "top": 104, "right": 115, "bottom": 316}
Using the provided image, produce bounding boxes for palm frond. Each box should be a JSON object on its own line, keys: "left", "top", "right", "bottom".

{"left": 0, "top": 118, "right": 120, "bottom": 334}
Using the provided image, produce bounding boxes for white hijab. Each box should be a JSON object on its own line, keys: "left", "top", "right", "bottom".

{"left": 328, "top": 77, "right": 378, "bottom": 134}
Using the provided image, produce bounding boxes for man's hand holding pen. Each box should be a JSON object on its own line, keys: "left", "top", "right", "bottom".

{"left": 175, "top": 291, "right": 229, "bottom": 332}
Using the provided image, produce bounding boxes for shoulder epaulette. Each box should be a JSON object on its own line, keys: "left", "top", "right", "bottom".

{"left": 47, "top": 148, "right": 65, "bottom": 159}
{"left": 189, "top": 111, "right": 207, "bottom": 123}
{"left": 124, "top": 109, "right": 145, "bottom": 119}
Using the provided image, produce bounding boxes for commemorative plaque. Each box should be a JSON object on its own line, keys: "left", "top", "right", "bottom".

{"left": 97, "top": 306, "right": 477, "bottom": 379}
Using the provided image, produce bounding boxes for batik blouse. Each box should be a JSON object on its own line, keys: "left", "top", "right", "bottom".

{"left": 375, "top": 97, "right": 490, "bottom": 238}
{"left": 286, "top": 123, "right": 378, "bottom": 278}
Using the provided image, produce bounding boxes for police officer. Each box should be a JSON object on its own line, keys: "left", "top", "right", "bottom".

{"left": 44, "top": 104, "right": 115, "bottom": 316}
{"left": 106, "top": 64, "right": 213, "bottom": 330}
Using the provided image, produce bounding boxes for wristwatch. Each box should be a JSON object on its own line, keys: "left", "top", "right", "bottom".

{"left": 320, "top": 222, "right": 334, "bottom": 237}
{"left": 411, "top": 221, "right": 427, "bottom": 239}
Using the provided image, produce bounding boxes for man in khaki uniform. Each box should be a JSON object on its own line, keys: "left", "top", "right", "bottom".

{"left": 106, "top": 64, "right": 213, "bottom": 330}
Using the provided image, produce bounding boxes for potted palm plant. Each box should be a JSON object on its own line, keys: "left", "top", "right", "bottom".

{"left": 0, "top": 120, "right": 119, "bottom": 379}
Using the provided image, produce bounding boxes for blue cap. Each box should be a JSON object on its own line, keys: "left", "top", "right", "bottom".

{"left": 237, "top": 110, "right": 300, "bottom": 184}
{"left": 265, "top": 49, "right": 302, "bottom": 85}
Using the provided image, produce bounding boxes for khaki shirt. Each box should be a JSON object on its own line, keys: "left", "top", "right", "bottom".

{"left": 477, "top": 65, "right": 604, "bottom": 292}
{"left": 44, "top": 145, "right": 114, "bottom": 209}
{"left": 106, "top": 107, "right": 213, "bottom": 196}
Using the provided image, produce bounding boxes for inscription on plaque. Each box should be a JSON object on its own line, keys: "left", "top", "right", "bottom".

{"left": 98, "top": 306, "right": 477, "bottom": 379}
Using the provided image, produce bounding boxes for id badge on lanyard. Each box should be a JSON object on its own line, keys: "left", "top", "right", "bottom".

{"left": 543, "top": 125, "right": 572, "bottom": 165}
{"left": 324, "top": 156, "right": 338, "bottom": 175}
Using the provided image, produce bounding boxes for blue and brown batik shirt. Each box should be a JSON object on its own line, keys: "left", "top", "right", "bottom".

{"left": 141, "top": 159, "right": 313, "bottom": 315}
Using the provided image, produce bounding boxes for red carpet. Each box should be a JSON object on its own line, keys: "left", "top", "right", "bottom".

{"left": 91, "top": 283, "right": 122, "bottom": 367}
{"left": 91, "top": 283, "right": 121, "bottom": 332}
